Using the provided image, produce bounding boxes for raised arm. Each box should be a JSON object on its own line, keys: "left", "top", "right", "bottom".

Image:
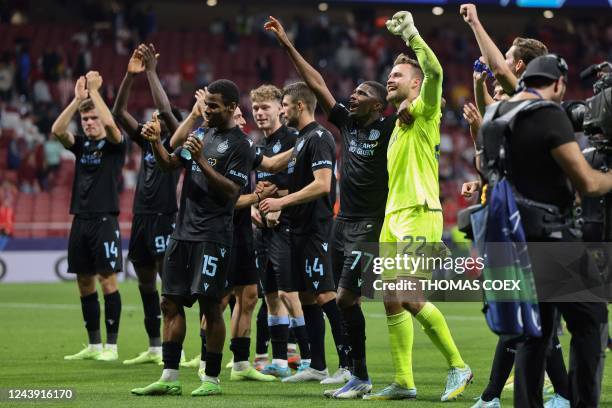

{"left": 257, "top": 147, "right": 294, "bottom": 173}
{"left": 264, "top": 16, "right": 336, "bottom": 116}
{"left": 259, "top": 168, "right": 331, "bottom": 213}
{"left": 51, "top": 76, "right": 88, "bottom": 148}
{"left": 387, "top": 11, "right": 442, "bottom": 115}
{"left": 169, "top": 89, "right": 205, "bottom": 149}
{"left": 85, "top": 71, "right": 122, "bottom": 144}
{"left": 460, "top": 4, "right": 517, "bottom": 95}
{"left": 112, "top": 49, "right": 144, "bottom": 137}
{"left": 141, "top": 113, "right": 182, "bottom": 171}
{"left": 473, "top": 69, "right": 494, "bottom": 115}
{"left": 140, "top": 43, "right": 180, "bottom": 134}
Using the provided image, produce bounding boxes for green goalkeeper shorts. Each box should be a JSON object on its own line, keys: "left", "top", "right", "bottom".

{"left": 379, "top": 205, "right": 443, "bottom": 280}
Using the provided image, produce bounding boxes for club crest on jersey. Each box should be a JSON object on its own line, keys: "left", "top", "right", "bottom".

{"left": 217, "top": 139, "right": 229, "bottom": 153}
{"left": 272, "top": 140, "right": 282, "bottom": 154}
{"left": 296, "top": 139, "right": 305, "bottom": 152}
{"left": 368, "top": 129, "right": 381, "bottom": 141}
{"left": 208, "top": 157, "right": 217, "bottom": 167}
{"left": 144, "top": 151, "right": 156, "bottom": 164}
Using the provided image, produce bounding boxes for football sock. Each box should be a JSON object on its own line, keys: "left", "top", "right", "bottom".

{"left": 230, "top": 337, "right": 250, "bottom": 364}
{"left": 387, "top": 311, "right": 415, "bottom": 389}
{"left": 103, "top": 291, "right": 121, "bottom": 345}
{"left": 162, "top": 341, "right": 182, "bottom": 370}
{"left": 342, "top": 304, "right": 368, "bottom": 380}
{"left": 415, "top": 302, "right": 464, "bottom": 368}
{"left": 205, "top": 352, "right": 223, "bottom": 378}
{"left": 268, "top": 315, "right": 289, "bottom": 362}
{"left": 80, "top": 292, "right": 101, "bottom": 345}
{"left": 200, "top": 328, "right": 207, "bottom": 361}
{"left": 303, "top": 304, "right": 326, "bottom": 371}
{"left": 139, "top": 288, "right": 161, "bottom": 347}
{"left": 482, "top": 337, "right": 517, "bottom": 401}
{"left": 289, "top": 315, "right": 311, "bottom": 360}
{"left": 288, "top": 328, "right": 297, "bottom": 345}
{"left": 255, "top": 301, "right": 269, "bottom": 355}
{"left": 321, "top": 299, "right": 350, "bottom": 368}
{"left": 161, "top": 369, "right": 179, "bottom": 382}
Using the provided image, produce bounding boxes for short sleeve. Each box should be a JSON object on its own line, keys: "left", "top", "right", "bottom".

{"left": 309, "top": 131, "right": 335, "bottom": 171}
{"left": 67, "top": 134, "right": 84, "bottom": 156}
{"left": 174, "top": 146, "right": 190, "bottom": 168}
{"left": 252, "top": 145, "right": 263, "bottom": 170}
{"left": 542, "top": 107, "right": 576, "bottom": 150}
{"left": 328, "top": 103, "right": 350, "bottom": 129}
{"left": 224, "top": 140, "right": 252, "bottom": 187}
{"left": 129, "top": 124, "right": 145, "bottom": 148}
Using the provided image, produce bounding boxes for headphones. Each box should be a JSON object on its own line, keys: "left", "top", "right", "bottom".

{"left": 517, "top": 53, "right": 569, "bottom": 92}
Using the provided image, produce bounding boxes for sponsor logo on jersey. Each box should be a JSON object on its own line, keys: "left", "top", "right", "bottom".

{"left": 229, "top": 169, "right": 248, "bottom": 182}
{"left": 217, "top": 139, "right": 229, "bottom": 153}
{"left": 144, "top": 151, "right": 156, "bottom": 164}
{"left": 312, "top": 160, "right": 332, "bottom": 168}
{"left": 272, "top": 140, "right": 282, "bottom": 154}
{"left": 348, "top": 138, "right": 378, "bottom": 157}
{"left": 368, "top": 129, "right": 381, "bottom": 141}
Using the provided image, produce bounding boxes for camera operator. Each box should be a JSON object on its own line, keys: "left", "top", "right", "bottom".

{"left": 482, "top": 54, "right": 610, "bottom": 408}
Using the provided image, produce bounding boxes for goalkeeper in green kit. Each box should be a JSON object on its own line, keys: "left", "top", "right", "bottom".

{"left": 365, "top": 11, "right": 472, "bottom": 401}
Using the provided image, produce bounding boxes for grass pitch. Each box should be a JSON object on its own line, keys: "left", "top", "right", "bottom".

{"left": 0, "top": 282, "right": 610, "bottom": 407}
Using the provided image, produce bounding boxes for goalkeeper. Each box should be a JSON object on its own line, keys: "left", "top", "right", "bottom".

{"left": 365, "top": 12, "right": 472, "bottom": 401}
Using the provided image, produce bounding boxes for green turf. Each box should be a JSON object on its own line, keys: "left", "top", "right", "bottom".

{"left": 0, "top": 282, "right": 609, "bottom": 407}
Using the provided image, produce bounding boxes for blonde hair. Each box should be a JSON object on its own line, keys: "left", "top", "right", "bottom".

{"left": 250, "top": 84, "right": 282, "bottom": 103}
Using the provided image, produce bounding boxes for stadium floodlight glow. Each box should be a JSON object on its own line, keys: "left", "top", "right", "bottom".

{"left": 206, "top": 0, "right": 217, "bottom": 6}
{"left": 318, "top": 2, "right": 329, "bottom": 11}
{"left": 432, "top": 6, "right": 444, "bottom": 15}
{"left": 543, "top": 10, "right": 554, "bottom": 18}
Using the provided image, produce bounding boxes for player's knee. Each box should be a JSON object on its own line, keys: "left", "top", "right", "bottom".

{"left": 201, "top": 301, "right": 223, "bottom": 325}
{"left": 76, "top": 275, "right": 96, "bottom": 295}
{"left": 97, "top": 273, "right": 118, "bottom": 294}
{"left": 336, "top": 293, "right": 354, "bottom": 309}
{"left": 160, "top": 296, "right": 179, "bottom": 318}
{"left": 241, "top": 287, "right": 258, "bottom": 312}
{"left": 134, "top": 264, "right": 157, "bottom": 290}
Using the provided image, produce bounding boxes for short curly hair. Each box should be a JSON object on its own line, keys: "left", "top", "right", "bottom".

{"left": 250, "top": 84, "right": 282, "bottom": 103}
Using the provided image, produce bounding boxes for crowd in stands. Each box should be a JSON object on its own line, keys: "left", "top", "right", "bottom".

{"left": 0, "top": 1, "right": 610, "bottom": 237}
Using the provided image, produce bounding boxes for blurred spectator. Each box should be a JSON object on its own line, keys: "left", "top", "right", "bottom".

{"left": 196, "top": 58, "right": 213, "bottom": 88}
{"left": 32, "top": 77, "right": 52, "bottom": 104}
{"left": 0, "top": 55, "right": 13, "bottom": 102}
{"left": 74, "top": 44, "right": 91, "bottom": 77}
{"left": 0, "top": 180, "right": 17, "bottom": 237}
{"left": 44, "top": 133, "right": 62, "bottom": 175}
{"left": 163, "top": 72, "right": 181, "bottom": 98}
{"left": 41, "top": 47, "right": 61, "bottom": 82}
{"left": 7, "top": 138, "right": 22, "bottom": 170}
{"left": 18, "top": 148, "right": 40, "bottom": 193}
{"left": 255, "top": 54, "right": 273, "bottom": 83}
{"left": 57, "top": 70, "right": 75, "bottom": 107}
{"left": 15, "top": 43, "right": 30, "bottom": 99}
